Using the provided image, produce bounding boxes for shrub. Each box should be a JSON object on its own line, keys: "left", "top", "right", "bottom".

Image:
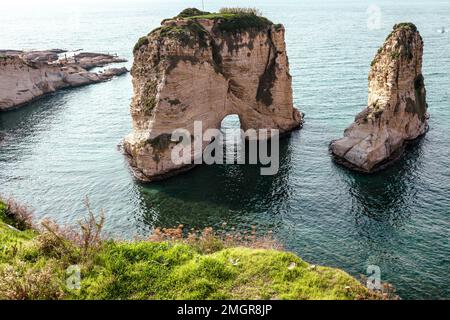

{"left": 149, "top": 224, "right": 282, "bottom": 254}
{"left": 385, "top": 22, "right": 418, "bottom": 41}
{"left": 0, "top": 197, "right": 34, "bottom": 231}
{"left": 133, "top": 36, "right": 149, "bottom": 53}
{"left": 158, "top": 21, "right": 209, "bottom": 48}
{"left": 78, "top": 197, "right": 105, "bottom": 256}
{"left": 177, "top": 8, "right": 210, "bottom": 18}
{"left": 0, "top": 198, "right": 391, "bottom": 300}
{"left": 173, "top": 8, "right": 272, "bottom": 33}
{"left": 37, "top": 219, "right": 80, "bottom": 263}
{"left": 37, "top": 196, "right": 104, "bottom": 262}
{"left": 0, "top": 263, "right": 64, "bottom": 300}
{"left": 219, "top": 7, "right": 262, "bottom": 16}
{"left": 215, "top": 14, "right": 272, "bottom": 33}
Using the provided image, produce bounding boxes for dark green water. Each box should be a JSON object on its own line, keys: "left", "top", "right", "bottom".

{"left": 0, "top": 0, "right": 449, "bottom": 299}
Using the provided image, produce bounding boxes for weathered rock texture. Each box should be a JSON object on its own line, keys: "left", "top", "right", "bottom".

{"left": 330, "top": 23, "right": 428, "bottom": 172}
{"left": 124, "top": 9, "right": 303, "bottom": 181}
{"left": 0, "top": 50, "right": 127, "bottom": 111}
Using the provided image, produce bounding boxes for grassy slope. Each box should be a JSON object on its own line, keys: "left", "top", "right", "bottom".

{"left": 0, "top": 201, "right": 379, "bottom": 300}
{"left": 0, "top": 201, "right": 36, "bottom": 263}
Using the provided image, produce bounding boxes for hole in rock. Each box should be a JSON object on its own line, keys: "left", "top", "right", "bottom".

{"left": 220, "top": 114, "right": 244, "bottom": 163}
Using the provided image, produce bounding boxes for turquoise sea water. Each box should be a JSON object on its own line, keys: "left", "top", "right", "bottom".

{"left": 0, "top": 0, "right": 449, "bottom": 299}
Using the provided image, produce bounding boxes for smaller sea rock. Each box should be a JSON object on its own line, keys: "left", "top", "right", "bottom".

{"left": 330, "top": 23, "right": 428, "bottom": 172}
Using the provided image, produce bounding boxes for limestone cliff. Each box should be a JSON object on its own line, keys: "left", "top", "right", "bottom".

{"left": 0, "top": 50, "right": 127, "bottom": 111}
{"left": 330, "top": 23, "right": 428, "bottom": 172}
{"left": 124, "top": 9, "right": 303, "bottom": 181}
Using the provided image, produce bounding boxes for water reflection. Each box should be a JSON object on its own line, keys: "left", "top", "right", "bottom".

{"left": 335, "top": 138, "right": 426, "bottom": 274}
{"left": 338, "top": 138, "right": 426, "bottom": 227}
{"left": 0, "top": 91, "right": 71, "bottom": 147}
{"left": 0, "top": 92, "right": 72, "bottom": 172}
{"left": 135, "top": 134, "right": 296, "bottom": 233}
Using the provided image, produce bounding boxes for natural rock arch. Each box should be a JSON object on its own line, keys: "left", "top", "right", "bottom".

{"left": 124, "top": 10, "right": 303, "bottom": 181}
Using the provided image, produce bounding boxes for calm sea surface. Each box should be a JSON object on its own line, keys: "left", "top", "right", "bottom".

{"left": 1, "top": 0, "right": 449, "bottom": 299}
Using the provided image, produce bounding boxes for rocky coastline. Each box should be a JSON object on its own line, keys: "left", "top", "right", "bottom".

{"left": 0, "top": 49, "right": 128, "bottom": 111}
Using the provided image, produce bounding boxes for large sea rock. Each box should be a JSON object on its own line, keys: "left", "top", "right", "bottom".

{"left": 330, "top": 23, "right": 428, "bottom": 172}
{"left": 124, "top": 9, "right": 303, "bottom": 182}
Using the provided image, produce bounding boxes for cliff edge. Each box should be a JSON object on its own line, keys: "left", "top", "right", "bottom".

{"left": 124, "top": 8, "right": 303, "bottom": 182}
{"left": 0, "top": 198, "right": 387, "bottom": 300}
{"left": 330, "top": 23, "right": 428, "bottom": 172}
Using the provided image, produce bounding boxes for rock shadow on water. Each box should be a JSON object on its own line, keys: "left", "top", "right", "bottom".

{"left": 133, "top": 135, "right": 297, "bottom": 233}
{"left": 340, "top": 136, "right": 426, "bottom": 227}
{"left": 332, "top": 137, "right": 427, "bottom": 297}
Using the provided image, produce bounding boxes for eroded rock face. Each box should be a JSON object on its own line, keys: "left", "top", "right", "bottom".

{"left": 124, "top": 10, "right": 303, "bottom": 181}
{"left": 330, "top": 23, "right": 428, "bottom": 172}
{"left": 0, "top": 50, "right": 127, "bottom": 111}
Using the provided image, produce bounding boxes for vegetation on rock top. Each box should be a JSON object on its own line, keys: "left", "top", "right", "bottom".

{"left": 0, "top": 198, "right": 391, "bottom": 300}
{"left": 186, "top": 8, "right": 273, "bottom": 33}
{"left": 385, "top": 22, "right": 418, "bottom": 42}
{"left": 133, "top": 36, "right": 149, "bottom": 53}
{"left": 159, "top": 7, "right": 273, "bottom": 35}
{"left": 393, "top": 22, "right": 418, "bottom": 32}
{"left": 159, "top": 21, "right": 209, "bottom": 48}
{"left": 135, "top": 8, "right": 276, "bottom": 56}
{"left": 371, "top": 22, "right": 419, "bottom": 66}
{"left": 176, "top": 8, "right": 211, "bottom": 18}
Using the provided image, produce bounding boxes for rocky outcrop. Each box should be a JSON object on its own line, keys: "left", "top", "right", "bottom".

{"left": 330, "top": 23, "right": 428, "bottom": 172}
{"left": 123, "top": 9, "right": 303, "bottom": 181}
{"left": 0, "top": 50, "right": 127, "bottom": 111}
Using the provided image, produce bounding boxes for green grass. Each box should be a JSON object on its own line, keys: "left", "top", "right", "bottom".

{"left": 76, "top": 244, "right": 376, "bottom": 300}
{"left": 385, "top": 22, "right": 418, "bottom": 41}
{"left": 158, "top": 21, "right": 209, "bottom": 48}
{"left": 133, "top": 36, "right": 149, "bottom": 53}
{"left": 187, "top": 12, "right": 273, "bottom": 33}
{"left": 156, "top": 8, "right": 273, "bottom": 37}
{"left": 139, "top": 8, "right": 275, "bottom": 56}
{"left": 0, "top": 200, "right": 383, "bottom": 300}
{"left": 176, "top": 8, "right": 211, "bottom": 18}
{"left": 0, "top": 203, "right": 36, "bottom": 265}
